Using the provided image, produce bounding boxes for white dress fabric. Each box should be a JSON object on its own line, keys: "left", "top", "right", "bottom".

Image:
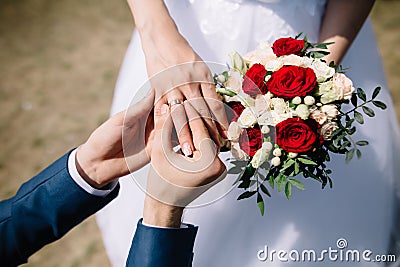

{"left": 97, "top": 0, "right": 400, "bottom": 266}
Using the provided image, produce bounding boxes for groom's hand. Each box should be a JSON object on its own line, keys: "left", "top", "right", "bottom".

{"left": 143, "top": 100, "right": 227, "bottom": 227}
{"left": 75, "top": 90, "right": 155, "bottom": 189}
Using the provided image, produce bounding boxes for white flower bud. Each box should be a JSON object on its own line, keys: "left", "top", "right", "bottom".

{"left": 229, "top": 51, "right": 248, "bottom": 74}
{"left": 217, "top": 74, "right": 226, "bottom": 83}
{"left": 261, "top": 125, "right": 270, "bottom": 134}
{"left": 262, "top": 141, "right": 273, "bottom": 152}
{"left": 295, "top": 104, "right": 310, "bottom": 120}
{"left": 304, "top": 95, "right": 315, "bottom": 106}
{"left": 271, "top": 156, "right": 281, "bottom": 166}
{"left": 273, "top": 148, "right": 281, "bottom": 157}
{"left": 288, "top": 152, "right": 298, "bottom": 158}
{"left": 264, "top": 75, "right": 271, "bottom": 82}
{"left": 292, "top": 96, "right": 302, "bottom": 105}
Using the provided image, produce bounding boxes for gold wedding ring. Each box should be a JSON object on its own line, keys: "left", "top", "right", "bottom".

{"left": 168, "top": 99, "right": 183, "bottom": 107}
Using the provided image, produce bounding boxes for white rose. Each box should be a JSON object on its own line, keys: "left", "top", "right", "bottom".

{"left": 225, "top": 70, "right": 243, "bottom": 94}
{"left": 271, "top": 156, "right": 281, "bottom": 166}
{"left": 332, "top": 73, "right": 355, "bottom": 100}
{"left": 316, "top": 81, "right": 340, "bottom": 104}
{"left": 273, "top": 148, "right": 281, "bottom": 157}
{"left": 227, "top": 122, "right": 242, "bottom": 141}
{"left": 321, "top": 104, "right": 339, "bottom": 119}
{"left": 281, "top": 54, "right": 303, "bottom": 66}
{"left": 243, "top": 41, "right": 276, "bottom": 66}
{"left": 292, "top": 96, "right": 302, "bottom": 105}
{"left": 231, "top": 142, "right": 249, "bottom": 160}
{"left": 265, "top": 58, "right": 284, "bottom": 72}
{"left": 321, "top": 122, "right": 339, "bottom": 141}
{"left": 310, "top": 109, "right": 327, "bottom": 124}
{"left": 295, "top": 104, "right": 310, "bottom": 120}
{"left": 238, "top": 108, "right": 258, "bottom": 127}
{"left": 288, "top": 152, "right": 298, "bottom": 158}
{"left": 311, "top": 59, "right": 335, "bottom": 82}
{"left": 304, "top": 96, "right": 315, "bottom": 106}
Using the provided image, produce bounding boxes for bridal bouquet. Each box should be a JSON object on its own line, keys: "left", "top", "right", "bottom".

{"left": 214, "top": 34, "right": 387, "bottom": 215}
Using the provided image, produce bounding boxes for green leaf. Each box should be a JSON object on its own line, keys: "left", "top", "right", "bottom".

{"left": 227, "top": 167, "right": 243, "bottom": 174}
{"left": 351, "top": 94, "right": 358, "bottom": 107}
{"left": 276, "top": 174, "right": 287, "bottom": 192}
{"left": 362, "top": 106, "right": 375, "bottom": 117}
{"left": 345, "top": 149, "right": 355, "bottom": 163}
{"left": 288, "top": 178, "right": 305, "bottom": 190}
{"left": 354, "top": 111, "right": 364, "bottom": 124}
{"left": 357, "top": 88, "right": 366, "bottom": 101}
{"left": 260, "top": 183, "right": 271, "bottom": 197}
{"left": 356, "top": 140, "right": 369, "bottom": 146}
{"left": 237, "top": 191, "right": 257, "bottom": 200}
{"left": 268, "top": 175, "right": 275, "bottom": 189}
{"left": 294, "top": 161, "right": 300, "bottom": 175}
{"left": 297, "top": 158, "right": 318, "bottom": 166}
{"left": 257, "top": 193, "right": 265, "bottom": 216}
{"left": 372, "top": 100, "right": 387, "bottom": 110}
{"left": 372, "top": 86, "right": 381, "bottom": 99}
{"left": 356, "top": 149, "right": 362, "bottom": 159}
{"left": 285, "top": 182, "right": 292, "bottom": 200}
{"left": 281, "top": 159, "right": 295, "bottom": 172}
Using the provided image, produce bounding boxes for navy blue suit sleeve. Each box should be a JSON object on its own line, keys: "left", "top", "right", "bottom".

{"left": 126, "top": 219, "right": 198, "bottom": 267}
{"left": 0, "top": 151, "right": 119, "bottom": 267}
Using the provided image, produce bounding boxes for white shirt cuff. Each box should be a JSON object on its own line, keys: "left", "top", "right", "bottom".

{"left": 68, "top": 148, "right": 118, "bottom": 197}
{"left": 141, "top": 220, "right": 189, "bottom": 229}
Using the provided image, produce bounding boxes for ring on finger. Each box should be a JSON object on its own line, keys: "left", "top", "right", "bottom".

{"left": 168, "top": 99, "right": 184, "bottom": 107}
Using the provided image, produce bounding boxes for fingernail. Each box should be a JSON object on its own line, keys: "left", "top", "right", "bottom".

{"left": 160, "top": 104, "right": 168, "bottom": 115}
{"left": 182, "top": 143, "right": 192, "bottom": 157}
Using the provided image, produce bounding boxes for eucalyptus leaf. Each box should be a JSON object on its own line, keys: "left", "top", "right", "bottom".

{"left": 362, "top": 106, "right": 375, "bottom": 117}
{"left": 372, "top": 100, "right": 387, "bottom": 110}
{"left": 345, "top": 149, "right": 355, "bottom": 163}
{"left": 351, "top": 94, "right": 358, "bottom": 107}
{"left": 356, "top": 140, "right": 369, "bottom": 146}
{"left": 372, "top": 86, "right": 381, "bottom": 99}
{"left": 354, "top": 111, "right": 364, "bottom": 124}
{"left": 227, "top": 167, "right": 243, "bottom": 174}
{"left": 357, "top": 88, "right": 366, "bottom": 101}
{"left": 356, "top": 149, "right": 362, "bottom": 159}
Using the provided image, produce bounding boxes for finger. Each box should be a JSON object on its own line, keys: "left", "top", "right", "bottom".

{"left": 183, "top": 100, "right": 213, "bottom": 150}
{"left": 182, "top": 84, "right": 220, "bottom": 147}
{"left": 153, "top": 103, "right": 174, "bottom": 153}
{"left": 165, "top": 90, "right": 194, "bottom": 157}
{"left": 201, "top": 82, "right": 229, "bottom": 138}
{"left": 124, "top": 89, "right": 155, "bottom": 126}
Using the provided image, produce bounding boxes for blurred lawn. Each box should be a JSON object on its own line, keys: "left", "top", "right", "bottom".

{"left": 0, "top": 0, "right": 399, "bottom": 266}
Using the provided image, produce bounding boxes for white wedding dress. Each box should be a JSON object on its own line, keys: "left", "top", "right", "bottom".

{"left": 97, "top": 0, "right": 400, "bottom": 266}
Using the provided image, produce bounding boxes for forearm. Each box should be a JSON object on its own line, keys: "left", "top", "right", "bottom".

{"left": 319, "top": 0, "right": 375, "bottom": 64}
{"left": 127, "top": 0, "right": 189, "bottom": 55}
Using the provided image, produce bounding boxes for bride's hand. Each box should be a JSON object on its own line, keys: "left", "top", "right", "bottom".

{"left": 127, "top": 0, "right": 229, "bottom": 157}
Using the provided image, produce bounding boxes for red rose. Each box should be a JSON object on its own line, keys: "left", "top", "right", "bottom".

{"left": 242, "top": 64, "right": 267, "bottom": 98}
{"left": 226, "top": 101, "right": 245, "bottom": 122}
{"left": 272, "top": 37, "right": 306, "bottom": 57}
{"left": 239, "top": 126, "right": 263, "bottom": 157}
{"left": 266, "top": 65, "right": 316, "bottom": 99}
{"left": 276, "top": 118, "right": 321, "bottom": 153}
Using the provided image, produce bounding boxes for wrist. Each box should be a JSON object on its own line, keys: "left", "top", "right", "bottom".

{"left": 143, "top": 195, "right": 184, "bottom": 228}
{"left": 75, "top": 145, "right": 107, "bottom": 189}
